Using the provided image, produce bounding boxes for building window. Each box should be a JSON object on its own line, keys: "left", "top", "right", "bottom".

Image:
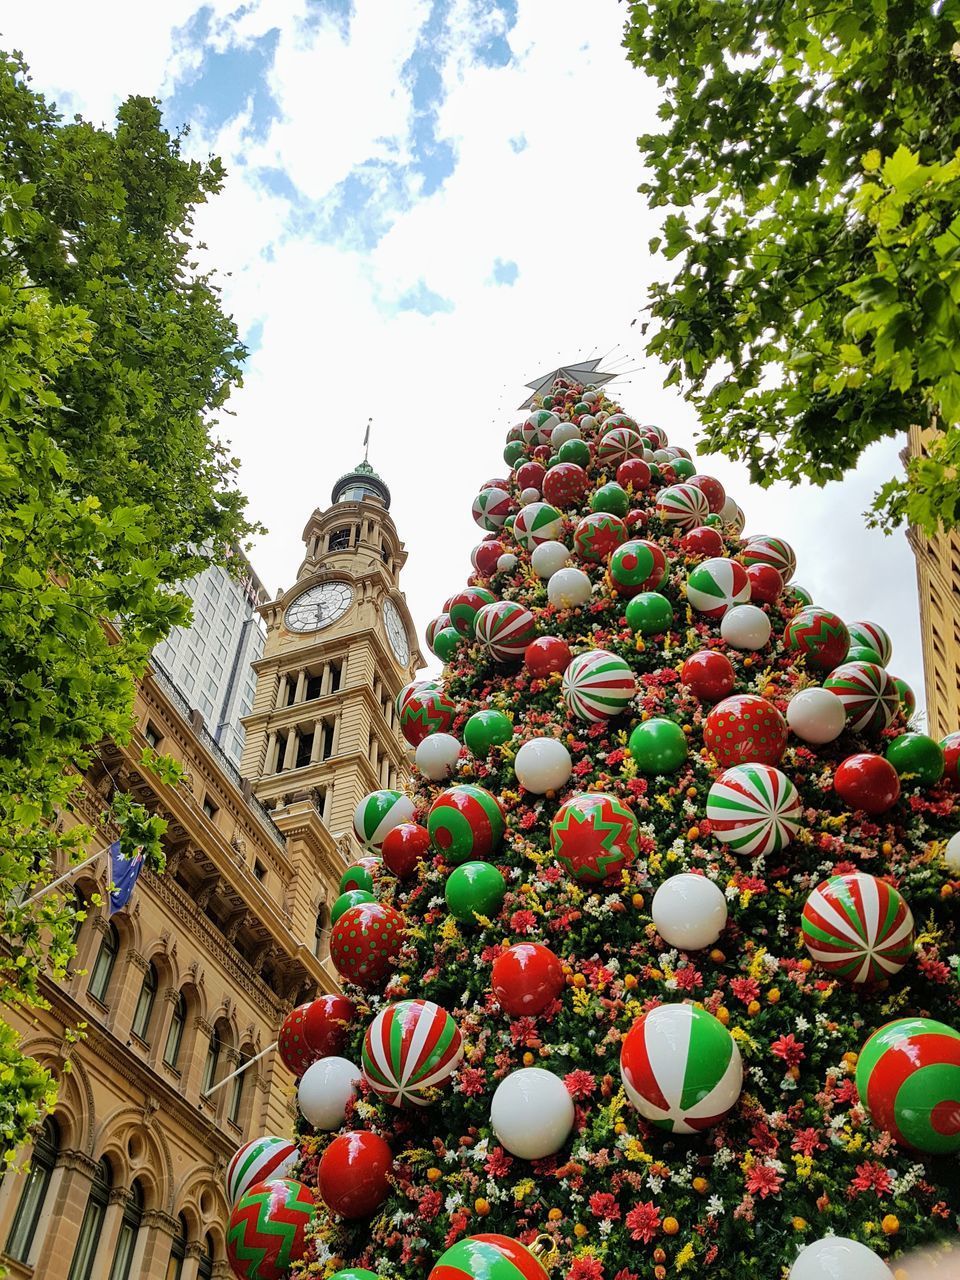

{"left": 295, "top": 732, "right": 312, "bottom": 770}
{"left": 328, "top": 527, "right": 351, "bottom": 551}
{"left": 165, "top": 1215, "right": 187, "bottom": 1280}
{"left": 164, "top": 992, "right": 186, "bottom": 1068}
{"left": 88, "top": 922, "right": 119, "bottom": 1003}
{"left": 329, "top": 659, "right": 342, "bottom": 693}
{"left": 144, "top": 722, "right": 161, "bottom": 749}
{"left": 4, "top": 1116, "right": 59, "bottom": 1263}
{"left": 304, "top": 672, "right": 323, "bottom": 701}
{"left": 314, "top": 905, "right": 328, "bottom": 959}
{"left": 201, "top": 1028, "right": 222, "bottom": 1094}
{"left": 228, "top": 1051, "right": 249, "bottom": 1126}
{"left": 202, "top": 797, "right": 218, "bottom": 821}
{"left": 253, "top": 860, "right": 266, "bottom": 883}
{"left": 131, "top": 962, "right": 158, "bottom": 1042}
{"left": 67, "top": 1158, "right": 111, "bottom": 1280}
{"left": 198, "top": 1235, "right": 214, "bottom": 1280}
{"left": 107, "top": 1181, "right": 143, "bottom": 1280}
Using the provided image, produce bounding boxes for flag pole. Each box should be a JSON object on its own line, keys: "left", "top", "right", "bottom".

{"left": 21, "top": 845, "right": 110, "bottom": 907}
{"left": 202, "top": 1041, "right": 279, "bottom": 1098}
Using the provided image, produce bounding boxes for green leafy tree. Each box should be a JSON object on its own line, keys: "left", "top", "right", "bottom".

{"left": 623, "top": 1, "right": 960, "bottom": 534}
{"left": 0, "top": 51, "right": 256, "bottom": 1166}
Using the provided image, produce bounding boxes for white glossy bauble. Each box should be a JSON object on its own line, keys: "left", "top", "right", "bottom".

{"left": 720, "top": 496, "right": 740, "bottom": 523}
{"left": 596, "top": 411, "right": 608, "bottom": 424}
{"left": 642, "top": 448, "right": 655, "bottom": 462}
{"left": 490, "top": 1068, "right": 574, "bottom": 1160}
{"left": 415, "top": 733, "right": 462, "bottom": 781}
{"left": 514, "top": 738, "right": 573, "bottom": 794}
{"left": 786, "top": 687, "right": 847, "bottom": 745}
{"left": 530, "top": 540, "right": 571, "bottom": 579}
{"left": 651, "top": 874, "right": 728, "bottom": 951}
{"left": 497, "top": 553, "right": 518, "bottom": 573}
{"left": 789, "top": 1237, "right": 891, "bottom": 1280}
{"left": 297, "top": 1056, "right": 361, "bottom": 1130}
{"left": 551, "top": 421, "right": 582, "bottom": 446}
{"left": 945, "top": 831, "right": 960, "bottom": 871}
{"left": 720, "top": 604, "right": 772, "bottom": 651}
{"left": 582, "top": 391, "right": 599, "bottom": 405}
{"left": 520, "top": 487, "right": 541, "bottom": 504}
{"left": 575, "top": 415, "right": 596, "bottom": 435}
{"left": 653, "top": 449, "right": 672, "bottom": 464}
{"left": 547, "top": 567, "right": 592, "bottom": 609}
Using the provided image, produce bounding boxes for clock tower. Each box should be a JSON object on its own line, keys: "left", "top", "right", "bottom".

{"left": 240, "top": 461, "right": 424, "bottom": 849}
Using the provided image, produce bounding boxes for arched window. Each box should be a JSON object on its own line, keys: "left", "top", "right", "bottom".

{"left": 4, "top": 1116, "right": 59, "bottom": 1262}
{"left": 227, "top": 1051, "right": 247, "bottom": 1126}
{"left": 88, "top": 921, "right": 119, "bottom": 1003}
{"left": 198, "top": 1233, "right": 214, "bottom": 1280}
{"left": 163, "top": 992, "right": 186, "bottom": 1068}
{"left": 314, "top": 904, "right": 328, "bottom": 959}
{"left": 67, "top": 1158, "right": 111, "bottom": 1280}
{"left": 165, "top": 1215, "right": 187, "bottom": 1280}
{"left": 107, "top": 1180, "right": 143, "bottom": 1280}
{"left": 131, "top": 962, "right": 157, "bottom": 1042}
{"left": 201, "top": 1027, "right": 221, "bottom": 1095}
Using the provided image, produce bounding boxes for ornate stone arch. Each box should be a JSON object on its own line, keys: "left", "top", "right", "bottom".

{"left": 94, "top": 1104, "right": 175, "bottom": 1209}
{"left": 18, "top": 1035, "right": 96, "bottom": 1154}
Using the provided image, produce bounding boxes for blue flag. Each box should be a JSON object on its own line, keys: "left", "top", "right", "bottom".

{"left": 108, "top": 841, "right": 144, "bottom": 916}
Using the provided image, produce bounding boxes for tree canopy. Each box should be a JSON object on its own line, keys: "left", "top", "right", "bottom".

{"left": 623, "top": 0, "right": 960, "bottom": 534}
{"left": 0, "top": 51, "right": 255, "bottom": 1164}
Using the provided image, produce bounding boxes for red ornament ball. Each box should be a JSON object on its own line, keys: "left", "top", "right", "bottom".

{"left": 381, "top": 822, "right": 430, "bottom": 878}
{"left": 278, "top": 994, "right": 355, "bottom": 1076}
{"left": 681, "top": 526, "right": 724, "bottom": 557}
{"left": 617, "top": 458, "right": 652, "bottom": 490}
{"left": 318, "top": 1131, "right": 393, "bottom": 1219}
{"left": 745, "top": 562, "right": 784, "bottom": 604}
{"left": 543, "top": 463, "right": 589, "bottom": 507}
{"left": 688, "top": 474, "right": 726, "bottom": 513}
{"left": 532, "top": 445, "right": 551, "bottom": 464}
{"left": 472, "top": 541, "right": 504, "bottom": 577}
{"left": 941, "top": 731, "right": 960, "bottom": 788}
{"left": 681, "top": 650, "right": 736, "bottom": 703}
{"left": 525, "top": 635, "right": 572, "bottom": 678}
{"left": 834, "top": 753, "right": 901, "bottom": 815}
{"left": 703, "top": 695, "right": 788, "bottom": 768}
{"left": 515, "top": 461, "right": 546, "bottom": 492}
{"left": 330, "top": 902, "right": 405, "bottom": 988}
{"left": 625, "top": 508, "right": 647, "bottom": 532}
{"left": 491, "top": 942, "right": 565, "bottom": 1015}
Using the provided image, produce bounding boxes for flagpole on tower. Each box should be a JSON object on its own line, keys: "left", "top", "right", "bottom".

{"left": 363, "top": 417, "right": 372, "bottom": 462}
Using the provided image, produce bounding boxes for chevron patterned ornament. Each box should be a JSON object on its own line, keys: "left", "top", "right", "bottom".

{"left": 226, "top": 1138, "right": 298, "bottom": 1208}
{"left": 474, "top": 600, "right": 537, "bottom": 661}
{"left": 561, "top": 650, "right": 636, "bottom": 722}
{"left": 428, "top": 784, "right": 505, "bottom": 864}
{"left": 522, "top": 408, "right": 560, "bottom": 445}
{"left": 847, "top": 620, "right": 893, "bottom": 666}
{"left": 428, "top": 1234, "right": 550, "bottom": 1280}
{"left": 801, "top": 872, "right": 915, "bottom": 983}
{"left": 608, "top": 539, "right": 669, "bottom": 597}
{"left": 573, "top": 512, "right": 629, "bottom": 562}
{"left": 620, "top": 1004, "right": 743, "bottom": 1134}
{"left": 400, "top": 688, "right": 456, "bottom": 747}
{"left": 471, "top": 486, "right": 515, "bottom": 531}
{"left": 598, "top": 412, "right": 639, "bottom": 436}
{"left": 226, "top": 1178, "right": 314, "bottom": 1280}
{"left": 362, "top": 998, "right": 463, "bottom": 1106}
{"left": 856, "top": 1017, "right": 960, "bottom": 1154}
{"left": 706, "top": 763, "right": 801, "bottom": 856}
{"left": 397, "top": 678, "right": 440, "bottom": 714}
{"left": 449, "top": 587, "right": 498, "bottom": 636}
{"left": 513, "top": 502, "right": 564, "bottom": 551}
{"left": 352, "top": 790, "right": 416, "bottom": 851}
{"left": 596, "top": 425, "right": 644, "bottom": 466}
{"left": 550, "top": 792, "right": 639, "bottom": 882}
{"left": 740, "top": 535, "right": 797, "bottom": 582}
{"left": 686, "top": 557, "right": 751, "bottom": 618}
{"left": 329, "top": 902, "right": 405, "bottom": 988}
{"left": 824, "top": 662, "right": 900, "bottom": 735}
{"left": 783, "top": 605, "right": 850, "bottom": 671}
{"left": 656, "top": 483, "right": 711, "bottom": 530}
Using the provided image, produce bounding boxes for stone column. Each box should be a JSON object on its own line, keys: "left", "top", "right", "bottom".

{"left": 273, "top": 676, "right": 287, "bottom": 710}
{"left": 309, "top": 721, "right": 323, "bottom": 764}
{"left": 281, "top": 730, "right": 299, "bottom": 772}
{"left": 293, "top": 669, "right": 307, "bottom": 704}
{"left": 181, "top": 1239, "right": 204, "bottom": 1280}
{"left": 330, "top": 715, "right": 341, "bottom": 756}
{"left": 264, "top": 731, "right": 278, "bottom": 776}
{"left": 181, "top": 1016, "right": 211, "bottom": 1099}
{"left": 32, "top": 1150, "right": 97, "bottom": 1280}
{"left": 322, "top": 786, "right": 334, "bottom": 824}
{"left": 96, "top": 1184, "right": 129, "bottom": 1275}
{"left": 320, "top": 663, "right": 332, "bottom": 696}
{"left": 131, "top": 1207, "right": 179, "bottom": 1278}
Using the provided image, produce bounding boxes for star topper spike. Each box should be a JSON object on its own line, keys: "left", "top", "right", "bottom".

{"left": 518, "top": 358, "right": 618, "bottom": 409}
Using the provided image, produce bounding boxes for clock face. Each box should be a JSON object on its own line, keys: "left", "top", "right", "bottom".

{"left": 382, "top": 598, "right": 410, "bottom": 664}
{"left": 285, "top": 582, "right": 354, "bottom": 633}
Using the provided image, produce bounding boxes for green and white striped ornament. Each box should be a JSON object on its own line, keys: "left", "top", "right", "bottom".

{"left": 226, "top": 1137, "right": 298, "bottom": 1207}
{"left": 474, "top": 600, "right": 537, "bottom": 661}
{"left": 513, "top": 502, "right": 564, "bottom": 551}
{"left": 824, "top": 661, "right": 900, "bottom": 735}
{"left": 353, "top": 790, "right": 416, "bottom": 850}
{"left": 362, "top": 998, "right": 463, "bottom": 1107}
{"left": 561, "top": 650, "right": 636, "bottom": 722}
{"left": 740, "top": 535, "right": 797, "bottom": 582}
{"left": 620, "top": 1004, "right": 743, "bottom": 1134}
{"left": 596, "top": 426, "right": 644, "bottom": 466}
{"left": 656, "top": 483, "right": 711, "bottom": 530}
{"left": 847, "top": 621, "right": 893, "bottom": 666}
{"left": 706, "top": 763, "right": 801, "bottom": 856}
{"left": 801, "top": 872, "right": 914, "bottom": 983}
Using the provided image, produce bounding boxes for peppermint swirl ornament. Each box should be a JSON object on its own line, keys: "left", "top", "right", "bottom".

{"left": 474, "top": 600, "right": 537, "bottom": 661}
{"left": 522, "top": 409, "right": 559, "bottom": 445}
{"left": 706, "top": 763, "right": 801, "bottom": 856}
{"left": 801, "top": 872, "right": 915, "bottom": 982}
{"left": 620, "top": 1004, "right": 743, "bottom": 1134}
{"left": 513, "top": 502, "right": 564, "bottom": 551}
{"left": 550, "top": 791, "right": 639, "bottom": 882}
{"left": 428, "top": 784, "right": 505, "bottom": 864}
{"left": 848, "top": 620, "right": 893, "bottom": 666}
{"left": 596, "top": 425, "right": 644, "bottom": 466}
{"left": 824, "top": 661, "right": 900, "bottom": 735}
{"left": 561, "top": 649, "right": 636, "bottom": 722}
{"left": 352, "top": 790, "right": 415, "bottom": 850}
{"left": 656, "top": 483, "right": 711, "bottom": 530}
{"left": 686, "top": 557, "right": 751, "bottom": 618}
{"left": 599, "top": 412, "right": 639, "bottom": 436}
{"left": 226, "top": 1138, "right": 298, "bottom": 1208}
{"left": 856, "top": 1017, "right": 960, "bottom": 1153}
{"left": 740, "top": 534, "right": 797, "bottom": 582}
{"left": 362, "top": 999, "right": 463, "bottom": 1107}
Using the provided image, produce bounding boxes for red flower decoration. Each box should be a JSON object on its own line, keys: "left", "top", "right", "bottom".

{"left": 625, "top": 1201, "right": 662, "bottom": 1243}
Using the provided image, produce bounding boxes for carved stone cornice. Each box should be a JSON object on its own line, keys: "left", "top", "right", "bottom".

{"left": 108, "top": 1186, "right": 129, "bottom": 1206}
{"left": 126, "top": 951, "right": 149, "bottom": 975}
{"left": 58, "top": 1148, "right": 99, "bottom": 1179}
{"left": 143, "top": 1208, "right": 180, "bottom": 1237}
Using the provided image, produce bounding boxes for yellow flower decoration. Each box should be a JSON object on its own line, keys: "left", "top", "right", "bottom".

{"left": 675, "top": 1241, "right": 696, "bottom": 1271}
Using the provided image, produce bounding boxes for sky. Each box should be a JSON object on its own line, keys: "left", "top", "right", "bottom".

{"left": 5, "top": 0, "right": 930, "bottom": 713}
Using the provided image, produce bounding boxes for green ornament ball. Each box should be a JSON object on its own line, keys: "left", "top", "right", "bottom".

{"left": 574, "top": 401, "right": 590, "bottom": 415}
{"left": 628, "top": 717, "right": 688, "bottom": 774}
{"left": 503, "top": 514, "right": 516, "bottom": 532}
{"left": 846, "top": 644, "right": 883, "bottom": 666}
{"left": 647, "top": 463, "right": 662, "bottom": 486}
{"left": 590, "top": 482, "right": 630, "bottom": 517}
{"left": 331, "top": 889, "right": 376, "bottom": 925}
{"left": 546, "top": 455, "right": 563, "bottom": 469}
{"left": 444, "top": 860, "right": 507, "bottom": 922}
{"left": 625, "top": 592, "right": 674, "bottom": 636}
{"left": 433, "top": 626, "right": 461, "bottom": 663}
{"left": 886, "top": 732, "right": 945, "bottom": 786}
{"left": 703, "top": 513, "right": 723, "bottom": 528}
{"left": 672, "top": 457, "right": 696, "bottom": 479}
{"left": 542, "top": 394, "right": 555, "bottom": 409}
{"left": 786, "top": 583, "right": 814, "bottom": 607}
{"left": 503, "top": 440, "right": 525, "bottom": 466}
{"left": 463, "top": 709, "right": 513, "bottom": 756}
{"left": 558, "top": 438, "right": 590, "bottom": 467}
{"left": 895, "top": 676, "right": 916, "bottom": 716}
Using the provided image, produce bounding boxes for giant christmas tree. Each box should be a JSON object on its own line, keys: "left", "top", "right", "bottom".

{"left": 226, "top": 372, "right": 960, "bottom": 1280}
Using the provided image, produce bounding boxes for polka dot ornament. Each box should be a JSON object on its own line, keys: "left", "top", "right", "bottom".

{"left": 330, "top": 902, "right": 405, "bottom": 988}
{"left": 703, "top": 694, "right": 788, "bottom": 768}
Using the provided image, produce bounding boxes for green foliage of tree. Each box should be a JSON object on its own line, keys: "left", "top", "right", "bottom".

{"left": 0, "top": 51, "right": 256, "bottom": 1166}
{"left": 623, "top": 0, "right": 960, "bottom": 533}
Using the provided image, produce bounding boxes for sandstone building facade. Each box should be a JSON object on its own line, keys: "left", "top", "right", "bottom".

{"left": 0, "top": 465, "right": 422, "bottom": 1280}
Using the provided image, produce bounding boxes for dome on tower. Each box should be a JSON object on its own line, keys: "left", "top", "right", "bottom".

{"left": 331, "top": 459, "right": 391, "bottom": 509}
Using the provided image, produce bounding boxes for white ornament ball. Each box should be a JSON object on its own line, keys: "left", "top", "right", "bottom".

{"left": 531, "top": 540, "right": 571, "bottom": 579}
{"left": 514, "top": 738, "right": 573, "bottom": 794}
{"left": 297, "top": 1057, "right": 361, "bottom": 1131}
{"left": 653, "top": 449, "right": 672, "bottom": 464}
{"left": 520, "top": 486, "right": 541, "bottom": 504}
{"left": 788, "top": 1237, "right": 891, "bottom": 1280}
{"left": 582, "top": 391, "right": 599, "bottom": 405}
{"left": 574, "top": 415, "right": 594, "bottom": 435}
{"left": 720, "top": 495, "right": 741, "bottom": 523}
{"left": 720, "top": 604, "right": 772, "bottom": 651}
{"left": 415, "top": 733, "right": 461, "bottom": 781}
{"left": 651, "top": 874, "right": 728, "bottom": 951}
{"left": 786, "top": 687, "right": 847, "bottom": 745}
{"left": 596, "top": 411, "right": 608, "bottom": 423}
{"left": 945, "top": 831, "right": 960, "bottom": 872}
{"left": 551, "top": 421, "right": 582, "bottom": 446}
{"left": 547, "top": 566, "right": 592, "bottom": 609}
{"left": 497, "top": 553, "right": 518, "bottom": 573}
{"left": 490, "top": 1067, "right": 574, "bottom": 1160}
